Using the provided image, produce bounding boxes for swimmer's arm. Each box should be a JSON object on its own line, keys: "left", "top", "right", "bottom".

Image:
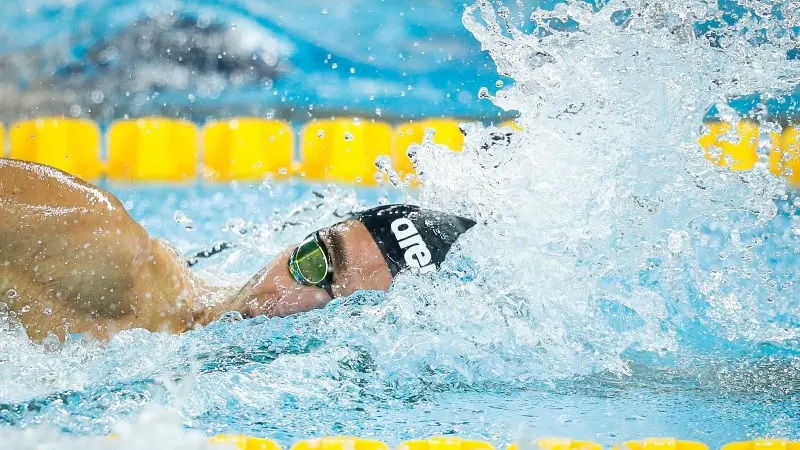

{"left": 192, "top": 229, "right": 353, "bottom": 323}
{"left": 189, "top": 267, "right": 270, "bottom": 324}
{"left": 187, "top": 283, "right": 241, "bottom": 325}
{"left": 190, "top": 253, "right": 327, "bottom": 323}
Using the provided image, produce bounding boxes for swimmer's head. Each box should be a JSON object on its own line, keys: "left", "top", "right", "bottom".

{"left": 352, "top": 204, "right": 477, "bottom": 276}
{"left": 241, "top": 204, "right": 476, "bottom": 317}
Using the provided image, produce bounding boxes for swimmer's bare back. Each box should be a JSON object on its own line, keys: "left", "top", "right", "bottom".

{"left": 0, "top": 159, "right": 220, "bottom": 341}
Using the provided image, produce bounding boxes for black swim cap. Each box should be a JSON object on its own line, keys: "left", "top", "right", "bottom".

{"left": 353, "top": 204, "right": 476, "bottom": 276}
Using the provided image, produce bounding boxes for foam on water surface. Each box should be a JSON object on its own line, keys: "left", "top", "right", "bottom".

{"left": 2, "top": 0, "right": 800, "bottom": 448}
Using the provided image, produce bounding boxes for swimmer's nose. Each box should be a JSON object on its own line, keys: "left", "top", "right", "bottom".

{"left": 244, "top": 248, "right": 332, "bottom": 317}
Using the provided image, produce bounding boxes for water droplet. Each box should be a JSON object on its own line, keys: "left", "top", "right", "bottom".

{"left": 331, "top": 63, "right": 338, "bottom": 69}
{"left": 375, "top": 155, "right": 392, "bottom": 171}
{"left": 422, "top": 128, "right": 436, "bottom": 144}
{"left": 173, "top": 211, "right": 194, "bottom": 231}
{"left": 344, "top": 132, "right": 354, "bottom": 141}
{"left": 42, "top": 333, "right": 60, "bottom": 351}
{"left": 220, "top": 311, "right": 244, "bottom": 322}
{"left": 495, "top": 80, "right": 504, "bottom": 88}
{"left": 7, "top": 289, "right": 17, "bottom": 299}
{"left": 90, "top": 91, "right": 104, "bottom": 104}
{"left": 667, "top": 231, "right": 684, "bottom": 254}
{"left": 317, "top": 130, "right": 325, "bottom": 138}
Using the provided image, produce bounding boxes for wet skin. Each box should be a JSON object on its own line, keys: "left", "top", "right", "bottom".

{"left": 0, "top": 159, "right": 392, "bottom": 341}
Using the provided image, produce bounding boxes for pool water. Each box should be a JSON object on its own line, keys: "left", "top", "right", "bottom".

{"left": 0, "top": 182, "right": 798, "bottom": 449}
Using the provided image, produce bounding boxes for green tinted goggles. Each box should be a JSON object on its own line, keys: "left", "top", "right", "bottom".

{"left": 288, "top": 231, "right": 334, "bottom": 297}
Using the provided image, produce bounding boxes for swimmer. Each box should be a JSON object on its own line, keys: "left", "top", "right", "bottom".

{"left": 0, "top": 159, "right": 475, "bottom": 341}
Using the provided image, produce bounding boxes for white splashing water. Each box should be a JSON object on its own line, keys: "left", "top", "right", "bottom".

{"left": 0, "top": 405, "right": 221, "bottom": 449}
{"left": 394, "top": 0, "right": 800, "bottom": 378}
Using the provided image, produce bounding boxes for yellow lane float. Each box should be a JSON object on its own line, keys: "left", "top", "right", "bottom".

{"left": 613, "top": 438, "right": 709, "bottom": 450}
{"left": 299, "top": 118, "right": 393, "bottom": 185}
{"left": 107, "top": 117, "right": 197, "bottom": 181}
{"left": 2, "top": 116, "right": 799, "bottom": 187}
{"left": 399, "top": 437, "right": 494, "bottom": 450}
{"left": 10, "top": 118, "right": 101, "bottom": 180}
{"left": 203, "top": 118, "right": 294, "bottom": 181}
{"left": 292, "top": 436, "right": 389, "bottom": 450}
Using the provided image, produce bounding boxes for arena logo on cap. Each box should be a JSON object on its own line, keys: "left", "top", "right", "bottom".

{"left": 390, "top": 218, "right": 436, "bottom": 273}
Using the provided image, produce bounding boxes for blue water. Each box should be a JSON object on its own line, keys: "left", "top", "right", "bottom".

{"left": 1, "top": 182, "right": 797, "bottom": 448}
{"left": 0, "top": 0, "right": 506, "bottom": 121}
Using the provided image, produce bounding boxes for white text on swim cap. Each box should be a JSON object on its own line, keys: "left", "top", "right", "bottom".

{"left": 390, "top": 218, "right": 435, "bottom": 273}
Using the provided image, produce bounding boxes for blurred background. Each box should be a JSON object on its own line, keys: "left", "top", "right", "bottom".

{"left": 0, "top": 0, "right": 798, "bottom": 127}
{"left": 0, "top": 0, "right": 517, "bottom": 125}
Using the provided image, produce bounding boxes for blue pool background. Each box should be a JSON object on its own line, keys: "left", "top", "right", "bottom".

{"left": 0, "top": 0, "right": 799, "bottom": 123}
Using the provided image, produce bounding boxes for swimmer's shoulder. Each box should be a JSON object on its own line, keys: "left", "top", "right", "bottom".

{"left": 0, "top": 158, "right": 126, "bottom": 214}
{"left": 0, "top": 158, "right": 147, "bottom": 256}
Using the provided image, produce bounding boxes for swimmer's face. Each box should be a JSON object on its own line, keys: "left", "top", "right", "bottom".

{"left": 242, "top": 219, "right": 392, "bottom": 317}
